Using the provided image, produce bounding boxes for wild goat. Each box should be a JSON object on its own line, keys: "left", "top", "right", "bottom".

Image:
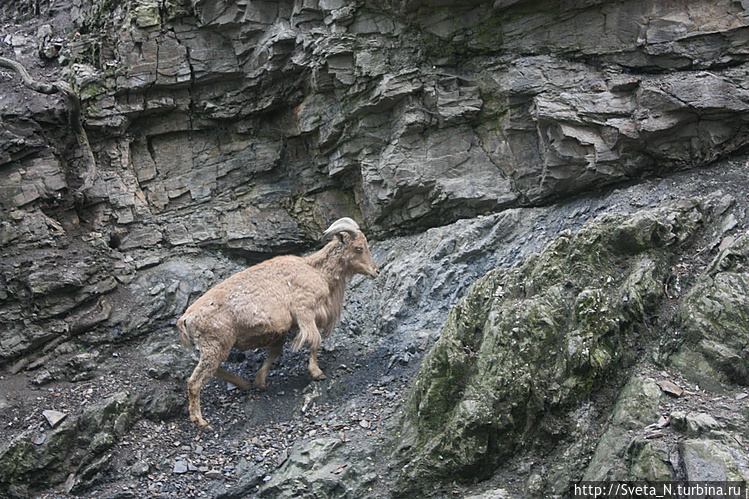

{"left": 177, "top": 217, "right": 378, "bottom": 430}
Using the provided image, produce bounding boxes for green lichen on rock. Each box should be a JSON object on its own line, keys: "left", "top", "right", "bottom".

{"left": 673, "top": 234, "right": 749, "bottom": 386}
{"left": 396, "top": 200, "right": 704, "bottom": 492}
{"left": 0, "top": 392, "right": 137, "bottom": 496}
{"left": 0, "top": 422, "right": 78, "bottom": 493}
{"left": 583, "top": 376, "right": 664, "bottom": 481}
{"left": 628, "top": 440, "right": 674, "bottom": 482}
{"left": 132, "top": 0, "right": 161, "bottom": 28}
{"left": 129, "top": 0, "right": 192, "bottom": 28}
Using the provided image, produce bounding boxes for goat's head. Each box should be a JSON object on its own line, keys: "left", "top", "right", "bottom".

{"left": 323, "top": 217, "right": 379, "bottom": 279}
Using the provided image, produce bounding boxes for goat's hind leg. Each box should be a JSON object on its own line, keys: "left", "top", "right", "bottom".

{"left": 308, "top": 347, "right": 326, "bottom": 381}
{"left": 254, "top": 339, "right": 283, "bottom": 390}
{"left": 290, "top": 313, "right": 326, "bottom": 381}
{"left": 187, "top": 351, "right": 223, "bottom": 431}
{"left": 297, "top": 316, "right": 325, "bottom": 381}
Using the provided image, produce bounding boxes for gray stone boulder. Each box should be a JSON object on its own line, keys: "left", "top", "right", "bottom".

{"left": 680, "top": 439, "right": 749, "bottom": 482}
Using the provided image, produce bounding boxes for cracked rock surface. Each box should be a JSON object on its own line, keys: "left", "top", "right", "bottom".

{"left": 2, "top": 0, "right": 749, "bottom": 497}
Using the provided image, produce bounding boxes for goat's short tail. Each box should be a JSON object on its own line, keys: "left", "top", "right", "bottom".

{"left": 177, "top": 316, "right": 195, "bottom": 350}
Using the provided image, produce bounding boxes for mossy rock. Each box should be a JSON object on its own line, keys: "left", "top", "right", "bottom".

{"left": 674, "top": 234, "right": 749, "bottom": 385}
{"left": 0, "top": 391, "right": 137, "bottom": 495}
{"left": 0, "top": 422, "right": 78, "bottom": 493}
{"left": 628, "top": 439, "right": 674, "bottom": 482}
{"left": 396, "top": 200, "right": 704, "bottom": 493}
{"left": 133, "top": 1, "right": 161, "bottom": 28}
{"left": 583, "top": 376, "right": 664, "bottom": 481}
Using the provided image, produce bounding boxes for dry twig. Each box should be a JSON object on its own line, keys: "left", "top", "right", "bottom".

{"left": 0, "top": 55, "right": 97, "bottom": 194}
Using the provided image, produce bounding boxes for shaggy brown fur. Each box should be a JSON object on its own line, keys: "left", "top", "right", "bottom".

{"left": 178, "top": 218, "right": 378, "bottom": 430}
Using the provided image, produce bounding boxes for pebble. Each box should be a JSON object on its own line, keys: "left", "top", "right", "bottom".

{"left": 42, "top": 409, "right": 67, "bottom": 428}
{"left": 130, "top": 461, "right": 150, "bottom": 477}
{"left": 173, "top": 460, "right": 188, "bottom": 474}
{"left": 205, "top": 469, "right": 222, "bottom": 479}
{"left": 656, "top": 379, "right": 683, "bottom": 397}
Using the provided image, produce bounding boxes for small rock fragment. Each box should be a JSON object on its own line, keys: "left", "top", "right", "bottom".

{"left": 670, "top": 410, "right": 687, "bottom": 431}
{"left": 276, "top": 449, "right": 288, "bottom": 466}
{"left": 644, "top": 415, "right": 670, "bottom": 433}
{"left": 656, "top": 379, "right": 683, "bottom": 397}
{"left": 64, "top": 473, "right": 77, "bottom": 494}
{"left": 331, "top": 463, "right": 348, "bottom": 474}
{"left": 42, "top": 409, "right": 67, "bottom": 428}
{"left": 719, "top": 235, "right": 737, "bottom": 252}
{"left": 205, "top": 469, "right": 222, "bottom": 479}
{"left": 130, "top": 461, "right": 150, "bottom": 477}
{"left": 173, "top": 460, "right": 188, "bottom": 474}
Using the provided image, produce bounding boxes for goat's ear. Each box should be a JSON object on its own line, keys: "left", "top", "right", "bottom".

{"left": 336, "top": 232, "right": 355, "bottom": 244}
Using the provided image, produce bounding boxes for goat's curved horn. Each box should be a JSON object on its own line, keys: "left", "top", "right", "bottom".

{"left": 323, "top": 217, "right": 361, "bottom": 239}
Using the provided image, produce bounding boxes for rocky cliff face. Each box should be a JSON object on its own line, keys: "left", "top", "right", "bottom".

{"left": 2, "top": 0, "right": 749, "bottom": 497}
{"left": 4, "top": 0, "right": 749, "bottom": 364}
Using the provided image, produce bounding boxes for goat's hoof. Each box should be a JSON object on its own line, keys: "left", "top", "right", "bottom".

{"left": 311, "top": 371, "right": 327, "bottom": 381}
{"left": 253, "top": 380, "right": 267, "bottom": 391}
{"left": 197, "top": 422, "right": 214, "bottom": 432}
{"left": 192, "top": 418, "right": 213, "bottom": 432}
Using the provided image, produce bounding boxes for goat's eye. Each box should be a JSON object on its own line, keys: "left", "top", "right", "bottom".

{"left": 355, "top": 246, "right": 363, "bottom": 253}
